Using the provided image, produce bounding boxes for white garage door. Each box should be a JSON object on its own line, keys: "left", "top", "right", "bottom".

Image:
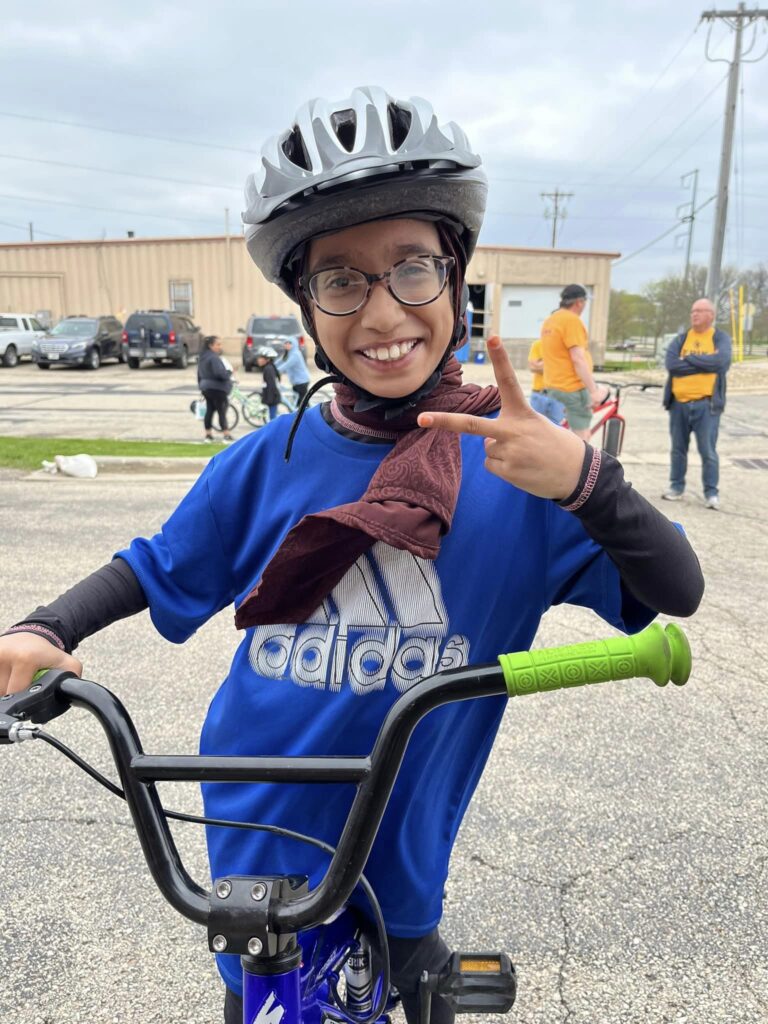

{"left": 500, "top": 285, "right": 591, "bottom": 339}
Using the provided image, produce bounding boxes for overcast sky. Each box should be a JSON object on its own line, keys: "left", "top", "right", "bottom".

{"left": 3, "top": 0, "right": 767, "bottom": 293}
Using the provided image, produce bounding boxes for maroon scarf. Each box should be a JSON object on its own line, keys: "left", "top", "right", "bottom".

{"left": 234, "top": 357, "right": 500, "bottom": 628}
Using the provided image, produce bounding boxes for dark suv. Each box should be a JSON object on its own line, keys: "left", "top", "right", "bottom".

{"left": 33, "top": 315, "right": 124, "bottom": 370}
{"left": 123, "top": 310, "right": 204, "bottom": 369}
{"left": 240, "top": 314, "right": 306, "bottom": 371}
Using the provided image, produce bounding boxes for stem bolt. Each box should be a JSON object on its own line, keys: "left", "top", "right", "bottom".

{"left": 215, "top": 880, "right": 232, "bottom": 899}
{"left": 212, "top": 935, "right": 228, "bottom": 953}
{"left": 251, "top": 882, "right": 268, "bottom": 901}
{"left": 248, "top": 937, "right": 263, "bottom": 956}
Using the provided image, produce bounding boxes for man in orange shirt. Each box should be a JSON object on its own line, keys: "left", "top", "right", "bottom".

{"left": 662, "top": 298, "right": 732, "bottom": 510}
{"left": 540, "top": 284, "right": 608, "bottom": 440}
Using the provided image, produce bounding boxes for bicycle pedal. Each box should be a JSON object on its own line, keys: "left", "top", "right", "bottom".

{"left": 422, "top": 952, "right": 517, "bottom": 1014}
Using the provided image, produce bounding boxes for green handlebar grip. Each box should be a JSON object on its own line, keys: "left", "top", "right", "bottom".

{"left": 498, "top": 622, "right": 691, "bottom": 698}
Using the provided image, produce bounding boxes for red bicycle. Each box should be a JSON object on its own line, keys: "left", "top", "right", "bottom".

{"left": 562, "top": 382, "right": 662, "bottom": 457}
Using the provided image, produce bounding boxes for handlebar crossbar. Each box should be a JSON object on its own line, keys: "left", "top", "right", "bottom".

{"left": 0, "top": 623, "right": 691, "bottom": 937}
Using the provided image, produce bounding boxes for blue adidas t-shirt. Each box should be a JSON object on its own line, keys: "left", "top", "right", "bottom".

{"left": 118, "top": 407, "right": 653, "bottom": 994}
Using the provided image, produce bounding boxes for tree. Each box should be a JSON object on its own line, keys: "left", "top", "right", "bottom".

{"left": 641, "top": 265, "right": 740, "bottom": 337}
{"left": 630, "top": 263, "right": 768, "bottom": 349}
{"left": 607, "top": 290, "right": 655, "bottom": 343}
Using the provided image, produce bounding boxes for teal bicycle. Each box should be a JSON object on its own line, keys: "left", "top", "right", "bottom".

{"left": 191, "top": 383, "right": 334, "bottom": 432}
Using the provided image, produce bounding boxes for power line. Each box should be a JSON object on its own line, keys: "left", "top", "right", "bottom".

{"left": 0, "top": 109, "right": 260, "bottom": 155}
{"left": 597, "top": 111, "right": 724, "bottom": 229}
{"left": 613, "top": 194, "right": 716, "bottom": 265}
{"left": 0, "top": 153, "right": 242, "bottom": 192}
{"left": 605, "top": 69, "right": 730, "bottom": 187}
{"left": 0, "top": 190, "right": 226, "bottom": 226}
{"left": 0, "top": 217, "right": 70, "bottom": 240}
{"left": 488, "top": 173, "right": 692, "bottom": 193}
{"left": 583, "top": 28, "right": 707, "bottom": 172}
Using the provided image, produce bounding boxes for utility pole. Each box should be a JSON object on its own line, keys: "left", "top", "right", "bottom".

{"left": 676, "top": 170, "right": 699, "bottom": 283}
{"left": 29, "top": 222, "right": 34, "bottom": 242}
{"left": 702, "top": 3, "right": 768, "bottom": 306}
{"left": 540, "top": 188, "right": 573, "bottom": 248}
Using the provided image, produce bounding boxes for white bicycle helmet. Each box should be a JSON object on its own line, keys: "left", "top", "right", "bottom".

{"left": 254, "top": 345, "right": 278, "bottom": 359}
{"left": 242, "top": 86, "right": 487, "bottom": 296}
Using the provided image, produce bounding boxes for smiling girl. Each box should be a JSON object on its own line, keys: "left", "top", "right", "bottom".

{"left": 0, "top": 87, "right": 703, "bottom": 1024}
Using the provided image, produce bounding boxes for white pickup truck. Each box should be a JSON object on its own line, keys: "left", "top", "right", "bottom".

{"left": 0, "top": 313, "right": 49, "bottom": 367}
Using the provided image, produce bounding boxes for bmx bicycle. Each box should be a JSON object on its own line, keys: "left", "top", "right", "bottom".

{"left": 0, "top": 622, "right": 691, "bottom": 1024}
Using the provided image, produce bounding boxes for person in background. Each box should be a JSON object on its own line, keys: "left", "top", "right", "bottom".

{"left": 662, "top": 298, "right": 731, "bottom": 510}
{"left": 277, "top": 337, "right": 311, "bottom": 403}
{"left": 197, "top": 335, "right": 234, "bottom": 443}
{"left": 541, "top": 284, "right": 609, "bottom": 440}
{"left": 527, "top": 338, "right": 565, "bottom": 423}
{"left": 255, "top": 345, "right": 281, "bottom": 420}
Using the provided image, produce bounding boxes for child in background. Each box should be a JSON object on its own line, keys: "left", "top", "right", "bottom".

{"left": 255, "top": 345, "right": 281, "bottom": 420}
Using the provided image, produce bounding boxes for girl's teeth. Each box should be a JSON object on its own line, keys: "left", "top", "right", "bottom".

{"left": 363, "top": 340, "right": 416, "bottom": 361}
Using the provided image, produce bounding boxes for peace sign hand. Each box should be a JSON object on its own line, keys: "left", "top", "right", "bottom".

{"left": 418, "top": 336, "right": 586, "bottom": 501}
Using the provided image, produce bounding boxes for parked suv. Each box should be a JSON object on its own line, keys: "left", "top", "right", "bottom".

{"left": 33, "top": 315, "right": 124, "bottom": 370}
{"left": 123, "top": 310, "right": 204, "bottom": 369}
{"left": 0, "top": 313, "right": 48, "bottom": 367}
{"left": 240, "top": 314, "right": 306, "bottom": 371}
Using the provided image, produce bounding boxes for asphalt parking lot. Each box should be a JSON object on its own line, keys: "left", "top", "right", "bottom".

{"left": 0, "top": 357, "right": 767, "bottom": 1023}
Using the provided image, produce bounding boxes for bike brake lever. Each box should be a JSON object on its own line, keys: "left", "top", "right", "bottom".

{"left": 0, "top": 669, "right": 76, "bottom": 739}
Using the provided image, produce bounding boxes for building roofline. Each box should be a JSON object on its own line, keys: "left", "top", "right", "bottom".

{"left": 474, "top": 243, "right": 622, "bottom": 259}
{"left": 0, "top": 234, "right": 621, "bottom": 259}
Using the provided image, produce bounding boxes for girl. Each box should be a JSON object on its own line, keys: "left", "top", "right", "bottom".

{"left": 0, "top": 87, "right": 703, "bottom": 1024}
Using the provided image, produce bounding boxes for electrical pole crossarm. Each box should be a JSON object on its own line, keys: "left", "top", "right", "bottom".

{"left": 701, "top": 8, "right": 768, "bottom": 17}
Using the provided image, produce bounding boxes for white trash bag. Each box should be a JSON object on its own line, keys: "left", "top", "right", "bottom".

{"left": 41, "top": 454, "right": 99, "bottom": 478}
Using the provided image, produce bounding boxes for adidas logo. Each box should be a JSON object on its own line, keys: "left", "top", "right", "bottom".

{"left": 248, "top": 543, "right": 469, "bottom": 695}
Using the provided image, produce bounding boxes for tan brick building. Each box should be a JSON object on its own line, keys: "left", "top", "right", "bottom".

{"left": 0, "top": 235, "right": 618, "bottom": 365}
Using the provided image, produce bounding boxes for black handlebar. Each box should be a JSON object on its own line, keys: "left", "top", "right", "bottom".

{"left": 1, "top": 664, "right": 508, "bottom": 934}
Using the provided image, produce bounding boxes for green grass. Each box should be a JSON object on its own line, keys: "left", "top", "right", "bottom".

{"left": 595, "top": 360, "right": 659, "bottom": 372}
{"left": 0, "top": 435, "right": 225, "bottom": 471}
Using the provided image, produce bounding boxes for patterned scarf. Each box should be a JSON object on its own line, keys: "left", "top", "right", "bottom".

{"left": 234, "top": 356, "right": 500, "bottom": 628}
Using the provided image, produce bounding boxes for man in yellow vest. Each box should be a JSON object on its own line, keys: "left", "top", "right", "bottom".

{"left": 541, "top": 284, "right": 608, "bottom": 440}
{"left": 662, "top": 298, "right": 732, "bottom": 510}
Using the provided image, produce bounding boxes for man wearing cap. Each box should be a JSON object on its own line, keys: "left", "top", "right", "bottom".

{"left": 540, "top": 285, "right": 607, "bottom": 440}
{"left": 662, "top": 297, "right": 731, "bottom": 510}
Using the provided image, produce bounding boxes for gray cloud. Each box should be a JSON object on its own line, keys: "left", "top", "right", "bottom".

{"left": 2, "top": 0, "right": 766, "bottom": 292}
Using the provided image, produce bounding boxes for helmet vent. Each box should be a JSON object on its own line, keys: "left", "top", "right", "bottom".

{"left": 330, "top": 109, "right": 357, "bottom": 153}
{"left": 282, "top": 126, "right": 312, "bottom": 171}
{"left": 387, "top": 103, "right": 412, "bottom": 150}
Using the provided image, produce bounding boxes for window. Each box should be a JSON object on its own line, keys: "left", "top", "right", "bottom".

{"left": 169, "top": 280, "right": 193, "bottom": 316}
{"left": 29, "top": 318, "right": 44, "bottom": 331}
{"left": 0, "top": 316, "right": 18, "bottom": 329}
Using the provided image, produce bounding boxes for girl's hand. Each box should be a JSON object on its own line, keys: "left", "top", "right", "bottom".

{"left": 418, "top": 336, "right": 585, "bottom": 501}
{"left": 0, "top": 632, "right": 82, "bottom": 696}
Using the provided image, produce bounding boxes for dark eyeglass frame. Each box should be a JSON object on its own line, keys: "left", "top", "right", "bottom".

{"left": 301, "top": 254, "right": 455, "bottom": 317}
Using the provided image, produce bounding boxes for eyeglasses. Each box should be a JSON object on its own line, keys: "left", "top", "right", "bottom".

{"left": 302, "top": 254, "right": 455, "bottom": 317}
